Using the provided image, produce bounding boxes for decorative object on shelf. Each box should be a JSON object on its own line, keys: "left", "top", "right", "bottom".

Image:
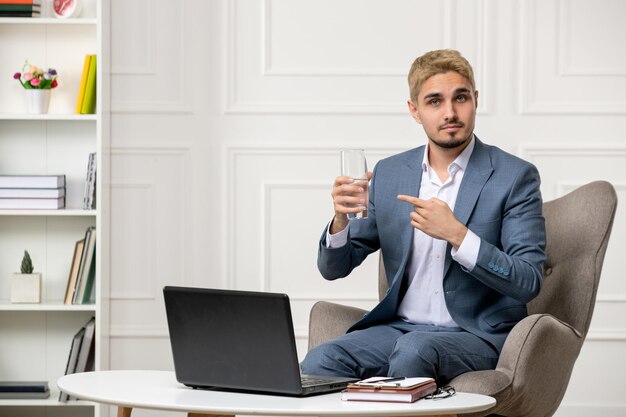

{"left": 13, "top": 60, "right": 58, "bottom": 114}
{"left": 10, "top": 250, "right": 42, "bottom": 304}
{"left": 25, "top": 89, "right": 51, "bottom": 114}
{"left": 52, "top": 0, "right": 81, "bottom": 18}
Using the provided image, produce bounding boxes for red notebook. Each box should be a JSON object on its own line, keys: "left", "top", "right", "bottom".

{"left": 341, "top": 377, "right": 437, "bottom": 403}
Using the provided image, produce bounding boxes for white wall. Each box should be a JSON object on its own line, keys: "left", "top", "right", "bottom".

{"left": 108, "top": 1, "right": 626, "bottom": 416}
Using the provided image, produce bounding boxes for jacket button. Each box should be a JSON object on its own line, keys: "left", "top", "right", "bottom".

{"left": 488, "top": 262, "right": 495, "bottom": 269}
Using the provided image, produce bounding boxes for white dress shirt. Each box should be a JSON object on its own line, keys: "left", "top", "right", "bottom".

{"left": 327, "top": 137, "right": 480, "bottom": 327}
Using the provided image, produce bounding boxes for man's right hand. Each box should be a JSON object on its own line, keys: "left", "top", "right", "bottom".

{"left": 330, "top": 172, "right": 372, "bottom": 234}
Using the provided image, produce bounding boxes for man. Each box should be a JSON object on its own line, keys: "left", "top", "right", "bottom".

{"left": 300, "top": 49, "right": 546, "bottom": 385}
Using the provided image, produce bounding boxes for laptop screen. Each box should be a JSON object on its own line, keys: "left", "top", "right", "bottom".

{"left": 163, "top": 286, "right": 304, "bottom": 395}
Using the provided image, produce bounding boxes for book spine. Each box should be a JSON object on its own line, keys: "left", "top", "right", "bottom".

{"left": 73, "top": 227, "right": 93, "bottom": 304}
{"left": 0, "top": 0, "right": 41, "bottom": 4}
{"left": 0, "top": 197, "right": 64, "bottom": 209}
{"left": 0, "top": 4, "right": 40, "bottom": 11}
{"left": 0, "top": 10, "right": 40, "bottom": 16}
{"left": 82, "top": 152, "right": 96, "bottom": 209}
{"left": 81, "top": 55, "right": 97, "bottom": 114}
{"left": 64, "top": 239, "right": 85, "bottom": 304}
{"left": 0, "top": 175, "right": 65, "bottom": 189}
{"left": 76, "top": 55, "right": 92, "bottom": 114}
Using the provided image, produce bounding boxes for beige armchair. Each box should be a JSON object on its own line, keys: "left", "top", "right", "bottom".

{"left": 308, "top": 181, "right": 617, "bottom": 417}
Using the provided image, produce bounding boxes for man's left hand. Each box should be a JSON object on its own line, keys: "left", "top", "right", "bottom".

{"left": 397, "top": 195, "right": 468, "bottom": 249}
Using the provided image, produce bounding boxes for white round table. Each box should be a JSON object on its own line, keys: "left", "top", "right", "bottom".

{"left": 57, "top": 370, "right": 495, "bottom": 417}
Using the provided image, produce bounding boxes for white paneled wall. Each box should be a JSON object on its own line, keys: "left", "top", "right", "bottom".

{"left": 108, "top": 1, "right": 626, "bottom": 416}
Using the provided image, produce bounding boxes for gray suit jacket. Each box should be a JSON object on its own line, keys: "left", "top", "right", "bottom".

{"left": 317, "top": 138, "right": 546, "bottom": 352}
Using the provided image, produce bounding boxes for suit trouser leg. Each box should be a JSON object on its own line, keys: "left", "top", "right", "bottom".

{"left": 386, "top": 324, "right": 499, "bottom": 385}
{"left": 301, "top": 321, "right": 499, "bottom": 384}
{"left": 301, "top": 324, "right": 403, "bottom": 379}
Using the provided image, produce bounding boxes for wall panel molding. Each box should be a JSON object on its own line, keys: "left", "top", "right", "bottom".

{"left": 110, "top": 181, "right": 157, "bottom": 300}
{"left": 558, "top": 0, "right": 626, "bottom": 77}
{"left": 261, "top": 0, "right": 446, "bottom": 77}
{"left": 111, "top": 0, "right": 192, "bottom": 114}
{"left": 225, "top": 0, "right": 493, "bottom": 114}
{"left": 225, "top": 145, "right": 405, "bottom": 293}
{"left": 110, "top": 146, "right": 192, "bottom": 335}
{"left": 520, "top": 0, "right": 626, "bottom": 114}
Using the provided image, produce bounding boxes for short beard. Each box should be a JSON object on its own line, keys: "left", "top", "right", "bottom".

{"left": 430, "top": 134, "right": 471, "bottom": 149}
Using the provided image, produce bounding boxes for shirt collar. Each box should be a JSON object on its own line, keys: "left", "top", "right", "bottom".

{"left": 421, "top": 135, "right": 476, "bottom": 174}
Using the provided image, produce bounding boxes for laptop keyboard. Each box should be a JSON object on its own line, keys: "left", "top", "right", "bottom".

{"left": 301, "top": 376, "right": 336, "bottom": 387}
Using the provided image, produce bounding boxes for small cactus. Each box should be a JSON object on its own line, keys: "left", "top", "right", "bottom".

{"left": 20, "top": 250, "right": 34, "bottom": 274}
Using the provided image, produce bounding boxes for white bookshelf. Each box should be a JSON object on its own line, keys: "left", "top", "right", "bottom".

{"left": 0, "top": 1, "right": 109, "bottom": 416}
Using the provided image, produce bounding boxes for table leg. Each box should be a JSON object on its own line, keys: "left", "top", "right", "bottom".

{"left": 117, "top": 407, "right": 132, "bottom": 417}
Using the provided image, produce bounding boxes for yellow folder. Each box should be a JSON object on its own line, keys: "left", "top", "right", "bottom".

{"left": 81, "top": 55, "right": 97, "bottom": 114}
{"left": 75, "top": 55, "right": 91, "bottom": 114}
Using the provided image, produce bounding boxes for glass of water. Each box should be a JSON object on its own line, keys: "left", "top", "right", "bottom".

{"left": 340, "top": 149, "right": 368, "bottom": 220}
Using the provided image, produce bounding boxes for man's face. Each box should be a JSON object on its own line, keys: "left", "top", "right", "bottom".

{"left": 408, "top": 71, "right": 478, "bottom": 150}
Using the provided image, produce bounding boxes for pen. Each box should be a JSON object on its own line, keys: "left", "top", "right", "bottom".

{"left": 375, "top": 377, "right": 406, "bottom": 384}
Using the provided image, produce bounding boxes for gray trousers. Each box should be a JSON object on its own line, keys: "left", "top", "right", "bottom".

{"left": 301, "top": 320, "right": 499, "bottom": 385}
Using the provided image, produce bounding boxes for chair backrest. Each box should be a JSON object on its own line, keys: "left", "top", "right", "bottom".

{"left": 378, "top": 181, "right": 617, "bottom": 338}
{"left": 527, "top": 181, "right": 617, "bottom": 337}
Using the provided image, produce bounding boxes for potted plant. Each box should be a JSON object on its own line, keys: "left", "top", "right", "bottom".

{"left": 11, "top": 250, "right": 42, "bottom": 304}
{"left": 13, "top": 61, "right": 59, "bottom": 114}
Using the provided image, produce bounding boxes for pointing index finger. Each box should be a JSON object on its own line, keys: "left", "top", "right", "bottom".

{"left": 397, "top": 194, "right": 427, "bottom": 207}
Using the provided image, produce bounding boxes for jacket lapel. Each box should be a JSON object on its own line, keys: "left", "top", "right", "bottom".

{"left": 443, "top": 138, "right": 493, "bottom": 276}
{"left": 392, "top": 146, "right": 424, "bottom": 288}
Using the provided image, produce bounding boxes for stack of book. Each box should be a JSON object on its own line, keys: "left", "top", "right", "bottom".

{"left": 341, "top": 377, "right": 437, "bottom": 403}
{"left": 0, "top": 0, "right": 41, "bottom": 17}
{"left": 0, "top": 175, "right": 65, "bottom": 209}
{"left": 64, "top": 226, "right": 96, "bottom": 304}
{"left": 59, "top": 317, "right": 95, "bottom": 401}
{"left": 76, "top": 54, "right": 97, "bottom": 114}
{"left": 0, "top": 381, "right": 49, "bottom": 399}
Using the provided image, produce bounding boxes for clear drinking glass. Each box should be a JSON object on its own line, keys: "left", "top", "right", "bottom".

{"left": 340, "top": 149, "right": 368, "bottom": 220}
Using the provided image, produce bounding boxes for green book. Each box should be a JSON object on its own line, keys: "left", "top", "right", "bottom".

{"left": 80, "top": 251, "right": 96, "bottom": 304}
{"left": 80, "top": 55, "right": 97, "bottom": 114}
{"left": 0, "top": 4, "right": 40, "bottom": 11}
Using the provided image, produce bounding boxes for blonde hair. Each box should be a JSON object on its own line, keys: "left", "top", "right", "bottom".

{"left": 407, "top": 49, "right": 475, "bottom": 104}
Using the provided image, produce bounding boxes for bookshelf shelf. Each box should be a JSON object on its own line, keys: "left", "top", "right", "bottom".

{"left": 0, "top": 209, "right": 96, "bottom": 217}
{"left": 0, "top": 114, "right": 97, "bottom": 121}
{"left": 0, "top": 2, "right": 108, "bottom": 416}
{"left": 0, "top": 301, "right": 96, "bottom": 311}
{"left": 0, "top": 18, "right": 97, "bottom": 25}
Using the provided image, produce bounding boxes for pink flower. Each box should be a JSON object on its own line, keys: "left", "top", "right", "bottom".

{"left": 14, "top": 60, "right": 59, "bottom": 89}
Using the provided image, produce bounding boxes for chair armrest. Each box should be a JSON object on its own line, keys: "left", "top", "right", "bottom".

{"left": 308, "top": 301, "right": 367, "bottom": 350}
{"left": 452, "top": 314, "right": 583, "bottom": 417}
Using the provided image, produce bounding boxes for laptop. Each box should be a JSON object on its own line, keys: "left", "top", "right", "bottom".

{"left": 163, "top": 286, "right": 358, "bottom": 396}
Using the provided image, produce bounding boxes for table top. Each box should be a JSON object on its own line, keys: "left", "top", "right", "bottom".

{"left": 57, "top": 370, "right": 496, "bottom": 416}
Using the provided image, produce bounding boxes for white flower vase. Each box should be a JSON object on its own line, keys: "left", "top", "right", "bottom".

{"left": 26, "top": 89, "right": 51, "bottom": 114}
{"left": 11, "top": 273, "right": 42, "bottom": 303}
